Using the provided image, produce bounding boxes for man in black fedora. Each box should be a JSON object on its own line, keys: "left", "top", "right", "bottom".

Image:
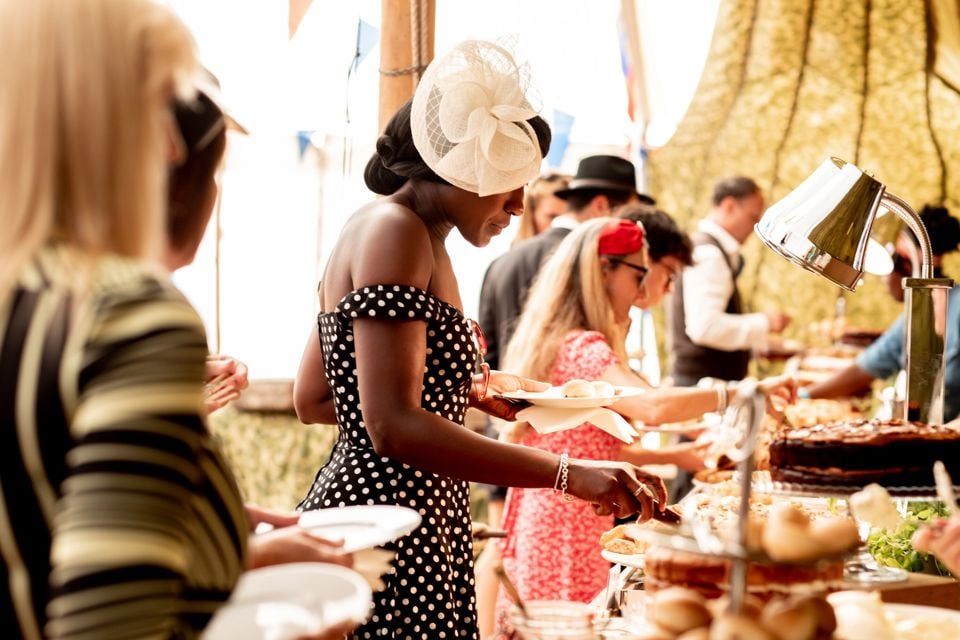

{"left": 478, "top": 154, "right": 653, "bottom": 370}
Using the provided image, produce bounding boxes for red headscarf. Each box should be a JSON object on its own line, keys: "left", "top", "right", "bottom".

{"left": 598, "top": 219, "right": 646, "bottom": 256}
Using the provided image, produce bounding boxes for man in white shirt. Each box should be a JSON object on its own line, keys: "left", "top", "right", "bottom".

{"left": 668, "top": 176, "right": 790, "bottom": 386}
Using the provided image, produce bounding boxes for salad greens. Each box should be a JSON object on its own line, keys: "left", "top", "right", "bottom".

{"left": 866, "top": 501, "right": 953, "bottom": 576}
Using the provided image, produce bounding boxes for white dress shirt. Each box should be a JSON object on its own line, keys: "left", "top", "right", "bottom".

{"left": 681, "top": 219, "right": 769, "bottom": 351}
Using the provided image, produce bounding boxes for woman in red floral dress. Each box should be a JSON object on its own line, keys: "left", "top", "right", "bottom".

{"left": 492, "top": 218, "right": 794, "bottom": 630}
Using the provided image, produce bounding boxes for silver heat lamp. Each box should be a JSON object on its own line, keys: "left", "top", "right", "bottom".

{"left": 756, "top": 158, "right": 952, "bottom": 424}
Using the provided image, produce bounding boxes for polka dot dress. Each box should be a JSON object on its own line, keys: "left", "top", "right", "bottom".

{"left": 298, "top": 285, "right": 479, "bottom": 639}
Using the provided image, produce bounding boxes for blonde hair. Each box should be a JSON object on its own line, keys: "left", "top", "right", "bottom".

{"left": 0, "top": 0, "right": 197, "bottom": 293}
{"left": 503, "top": 217, "right": 632, "bottom": 380}
{"left": 512, "top": 173, "right": 570, "bottom": 245}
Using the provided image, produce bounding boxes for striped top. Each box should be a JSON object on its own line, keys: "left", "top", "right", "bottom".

{"left": 0, "top": 246, "right": 248, "bottom": 639}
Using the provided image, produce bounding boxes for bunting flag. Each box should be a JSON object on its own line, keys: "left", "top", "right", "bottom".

{"left": 297, "top": 131, "right": 314, "bottom": 160}
{"left": 288, "top": 0, "right": 313, "bottom": 40}
{"left": 546, "top": 109, "right": 574, "bottom": 168}
{"left": 617, "top": 18, "right": 639, "bottom": 124}
{"left": 356, "top": 19, "right": 379, "bottom": 65}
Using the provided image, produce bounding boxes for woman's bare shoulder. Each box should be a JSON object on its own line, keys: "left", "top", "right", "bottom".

{"left": 335, "top": 200, "right": 435, "bottom": 291}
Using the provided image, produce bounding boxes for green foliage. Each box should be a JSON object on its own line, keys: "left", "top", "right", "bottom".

{"left": 866, "top": 501, "right": 953, "bottom": 576}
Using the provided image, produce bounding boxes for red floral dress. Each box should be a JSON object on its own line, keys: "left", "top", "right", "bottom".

{"left": 495, "top": 330, "right": 624, "bottom": 628}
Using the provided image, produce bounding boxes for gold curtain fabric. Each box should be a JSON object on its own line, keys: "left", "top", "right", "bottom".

{"left": 648, "top": 0, "right": 960, "bottom": 330}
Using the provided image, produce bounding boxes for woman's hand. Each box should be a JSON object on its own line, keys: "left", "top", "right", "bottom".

{"left": 248, "top": 526, "right": 353, "bottom": 570}
{"left": 565, "top": 459, "right": 667, "bottom": 522}
{"left": 245, "top": 506, "right": 359, "bottom": 570}
{"left": 471, "top": 370, "right": 549, "bottom": 421}
{"left": 245, "top": 504, "right": 300, "bottom": 532}
{"left": 912, "top": 516, "right": 960, "bottom": 576}
{"left": 758, "top": 374, "right": 797, "bottom": 418}
{"left": 661, "top": 440, "right": 711, "bottom": 472}
{"left": 204, "top": 354, "right": 249, "bottom": 413}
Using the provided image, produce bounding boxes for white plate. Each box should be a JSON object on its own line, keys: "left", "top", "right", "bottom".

{"left": 232, "top": 564, "right": 371, "bottom": 619}
{"left": 884, "top": 603, "right": 960, "bottom": 635}
{"left": 298, "top": 505, "right": 421, "bottom": 553}
{"left": 203, "top": 601, "right": 323, "bottom": 639}
{"left": 601, "top": 549, "right": 645, "bottom": 569}
{"left": 499, "top": 386, "right": 644, "bottom": 409}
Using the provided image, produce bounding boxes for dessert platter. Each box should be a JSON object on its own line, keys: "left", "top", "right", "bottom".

{"left": 600, "top": 492, "right": 861, "bottom": 598}
{"left": 597, "top": 391, "right": 960, "bottom": 639}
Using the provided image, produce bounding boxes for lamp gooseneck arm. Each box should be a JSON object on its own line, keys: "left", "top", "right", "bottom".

{"left": 880, "top": 192, "right": 934, "bottom": 279}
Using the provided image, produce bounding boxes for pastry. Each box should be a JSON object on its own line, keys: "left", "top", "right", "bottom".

{"left": 561, "top": 379, "right": 595, "bottom": 398}
{"left": 709, "top": 613, "right": 777, "bottom": 640}
{"left": 647, "top": 587, "right": 712, "bottom": 634}
{"left": 591, "top": 380, "right": 616, "bottom": 397}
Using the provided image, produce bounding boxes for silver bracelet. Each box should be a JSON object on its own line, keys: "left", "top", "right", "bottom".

{"left": 714, "top": 383, "right": 728, "bottom": 414}
{"left": 553, "top": 452, "right": 573, "bottom": 502}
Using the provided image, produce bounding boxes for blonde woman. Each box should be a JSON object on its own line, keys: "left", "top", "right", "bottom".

{"left": 493, "top": 218, "right": 794, "bottom": 624}
{"left": 511, "top": 172, "right": 571, "bottom": 245}
{"left": 0, "top": 2, "right": 253, "bottom": 638}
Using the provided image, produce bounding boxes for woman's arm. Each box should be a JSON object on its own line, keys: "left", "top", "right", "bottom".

{"left": 346, "top": 206, "right": 665, "bottom": 518}
{"left": 805, "top": 364, "right": 874, "bottom": 399}
{"left": 619, "top": 440, "right": 709, "bottom": 472}
{"left": 602, "top": 363, "right": 720, "bottom": 425}
{"left": 603, "top": 365, "right": 795, "bottom": 425}
{"left": 293, "top": 324, "right": 337, "bottom": 424}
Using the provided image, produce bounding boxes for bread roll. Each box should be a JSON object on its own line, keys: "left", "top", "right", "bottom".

{"left": 807, "top": 518, "right": 860, "bottom": 555}
{"left": 807, "top": 595, "right": 837, "bottom": 636}
{"left": 561, "top": 379, "right": 595, "bottom": 398}
{"left": 648, "top": 587, "right": 712, "bottom": 634}
{"left": 768, "top": 502, "right": 810, "bottom": 528}
{"left": 718, "top": 517, "right": 765, "bottom": 554}
{"left": 760, "top": 597, "right": 819, "bottom": 640}
{"left": 677, "top": 628, "right": 711, "bottom": 640}
{"left": 591, "top": 380, "right": 616, "bottom": 397}
{"left": 707, "top": 594, "right": 764, "bottom": 621}
{"left": 709, "top": 613, "right": 777, "bottom": 640}
{"left": 762, "top": 518, "right": 823, "bottom": 563}
{"left": 634, "top": 626, "right": 677, "bottom": 640}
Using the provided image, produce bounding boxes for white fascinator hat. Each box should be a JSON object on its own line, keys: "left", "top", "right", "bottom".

{"left": 411, "top": 39, "right": 544, "bottom": 197}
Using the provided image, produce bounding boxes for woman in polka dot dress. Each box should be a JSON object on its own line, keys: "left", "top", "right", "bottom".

{"left": 292, "top": 41, "right": 668, "bottom": 639}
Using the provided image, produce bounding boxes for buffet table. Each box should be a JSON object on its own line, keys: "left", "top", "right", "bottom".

{"left": 849, "top": 572, "right": 960, "bottom": 610}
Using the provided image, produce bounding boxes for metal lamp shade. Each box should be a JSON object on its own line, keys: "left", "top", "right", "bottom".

{"left": 755, "top": 157, "right": 885, "bottom": 291}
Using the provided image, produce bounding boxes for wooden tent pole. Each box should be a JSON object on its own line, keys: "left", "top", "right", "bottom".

{"left": 378, "top": 0, "right": 435, "bottom": 133}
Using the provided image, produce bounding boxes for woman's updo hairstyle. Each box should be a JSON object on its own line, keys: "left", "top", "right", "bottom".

{"left": 364, "top": 100, "right": 446, "bottom": 195}
{"left": 364, "top": 98, "right": 551, "bottom": 196}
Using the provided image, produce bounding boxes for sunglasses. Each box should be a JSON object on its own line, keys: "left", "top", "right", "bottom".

{"left": 609, "top": 257, "right": 649, "bottom": 287}
{"left": 467, "top": 319, "right": 490, "bottom": 402}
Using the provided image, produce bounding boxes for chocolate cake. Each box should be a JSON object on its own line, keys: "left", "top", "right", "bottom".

{"left": 769, "top": 419, "right": 960, "bottom": 487}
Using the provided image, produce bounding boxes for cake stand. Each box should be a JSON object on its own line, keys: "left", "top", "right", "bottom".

{"left": 631, "top": 384, "right": 835, "bottom": 612}
{"left": 751, "top": 477, "right": 954, "bottom": 584}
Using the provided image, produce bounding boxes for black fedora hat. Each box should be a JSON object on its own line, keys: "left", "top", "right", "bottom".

{"left": 553, "top": 155, "right": 655, "bottom": 205}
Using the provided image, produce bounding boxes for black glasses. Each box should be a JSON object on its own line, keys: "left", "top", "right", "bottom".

{"left": 467, "top": 319, "right": 490, "bottom": 401}
{"left": 609, "top": 258, "right": 649, "bottom": 287}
